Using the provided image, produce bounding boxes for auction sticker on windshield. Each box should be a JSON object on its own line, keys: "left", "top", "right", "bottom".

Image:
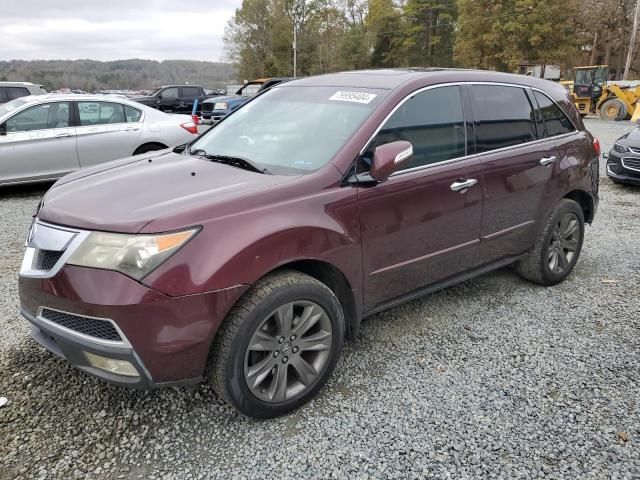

{"left": 329, "top": 91, "right": 377, "bottom": 104}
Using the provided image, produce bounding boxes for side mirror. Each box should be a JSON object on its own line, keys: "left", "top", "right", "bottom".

{"left": 0, "top": 124, "right": 5, "bottom": 136}
{"left": 369, "top": 141, "right": 414, "bottom": 182}
{"left": 173, "top": 143, "right": 187, "bottom": 154}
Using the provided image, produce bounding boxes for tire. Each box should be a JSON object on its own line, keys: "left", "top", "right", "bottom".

{"left": 516, "top": 199, "right": 585, "bottom": 286}
{"left": 209, "top": 270, "right": 345, "bottom": 418}
{"left": 133, "top": 143, "right": 167, "bottom": 155}
{"left": 599, "top": 98, "right": 627, "bottom": 121}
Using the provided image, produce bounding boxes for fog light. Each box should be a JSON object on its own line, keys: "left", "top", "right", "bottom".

{"left": 84, "top": 352, "right": 139, "bottom": 377}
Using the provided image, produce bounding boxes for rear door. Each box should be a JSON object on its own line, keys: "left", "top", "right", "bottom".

{"left": 0, "top": 101, "right": 79, "bottom": 183}
{"left": 468, "top": 84, "right": 559, "bottom": 260}
{"left": 179, "top": 86, "right": 202, "bottom": 113}
{"left": 75, "top": 101, "right": 142, "bottom": 167}
{"left": 357, "top": 85, "right": 485, "bottom": 310}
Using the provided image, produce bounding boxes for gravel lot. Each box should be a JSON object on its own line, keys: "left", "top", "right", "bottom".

{"left": 1, "top": 118, "right": 639, "bottom": 479}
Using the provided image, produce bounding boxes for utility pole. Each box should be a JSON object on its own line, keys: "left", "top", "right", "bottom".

{"left": 293, "top": 18, "right": 297, "bottom": 78}
{"left": 624, "top": 0, "right": 640, "bottom": 80}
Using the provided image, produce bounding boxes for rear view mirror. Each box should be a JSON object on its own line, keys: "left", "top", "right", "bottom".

{"left": 370, "top": 140, "right": 414, "bottom": 182}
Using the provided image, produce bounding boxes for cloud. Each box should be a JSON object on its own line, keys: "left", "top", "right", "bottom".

{"left": 0, "top": 0, "right": 242, "bottom": 61}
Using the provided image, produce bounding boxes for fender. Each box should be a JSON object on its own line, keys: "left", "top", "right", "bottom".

{"left": 143, "top": 190, "right": 363, "bottom": 300}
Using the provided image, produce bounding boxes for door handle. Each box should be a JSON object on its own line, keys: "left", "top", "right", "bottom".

{"left": 125, "top": 127, "right": 140, "bottom": 132}
{"left": 54, "top": 132, "right": 73, "bottom": 138}
{"left": 539, "top": 155, "right": 557, "bottom": 166}
{"left": 450, "top": 178, "right": 478, "bottom": 192}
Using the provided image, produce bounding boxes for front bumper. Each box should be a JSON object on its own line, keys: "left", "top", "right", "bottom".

{"left": 22, "top": 308, "right": 155, "bottom": 388}
{"left": 19, "top": 264, "right": 247, "bottom": 388}
{"left": 199, "top": 110, "right": 228, "bottom": 125}
{"left": 606, "top": 152, "right": 640, "bottom": 186}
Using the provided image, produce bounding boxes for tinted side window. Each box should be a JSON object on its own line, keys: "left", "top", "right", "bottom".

{"left": 368, "top": 86, "right": 466, "bottom": 171}
{"left": 471, "top": 85, "right": 537, "bottom": 153}
{"left": 5, "top": 102, "right": 71, "bottom": 132}
{"left": 0, "top": 88, "right": 7, "bottom": 102}
{"left": 78, "top": 102, "right": 127, "bottom": 126}
{"left": 124, "top": 105, "right": 142, "bottom": 122}
{"left": 6, "top": 87, "right": 30, "bottom": 100}
{"left": 533, "top": 91, "right": 575, "bottom": 137}
{"left": 181, "top": 87, "right": 201, "bottom": 97}
{"left": 161, "top": 87, "right": 179, "bottom": 99}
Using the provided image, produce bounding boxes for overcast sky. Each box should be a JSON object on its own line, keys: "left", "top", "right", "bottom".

{"left": 0, "top": 0, "right": 243, "bottom": 62}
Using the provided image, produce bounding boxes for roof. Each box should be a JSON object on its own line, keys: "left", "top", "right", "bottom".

{"left": 281, "top": 68, "right": 565, "bottom": 93}
{"left": 9, "top": 93, "right": 144, "bottom": 106}
{"left": 0, "top": 81, "right": 40, "bottom": 87}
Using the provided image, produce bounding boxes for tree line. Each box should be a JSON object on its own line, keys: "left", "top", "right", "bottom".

{"left": 0, "top": 59, "right": 237, "bottom": 92}
{"left": 225, "top": 0, "right": 640, "bottom": 80}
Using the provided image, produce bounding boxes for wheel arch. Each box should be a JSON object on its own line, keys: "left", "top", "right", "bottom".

{"left": 564, "top": 189, "right": 595, "bottom": 223}
{"left": 132, "top": 141, "right": 168, "bottom": 156}
{"left": 263, "top": 259, "right": 362, "bottom": 341}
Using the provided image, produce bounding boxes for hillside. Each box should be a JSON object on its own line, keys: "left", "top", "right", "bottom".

{"left": 0, "top": 59, "right": 237, "bottom": 91}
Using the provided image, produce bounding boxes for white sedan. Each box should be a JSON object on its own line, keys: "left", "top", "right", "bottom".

{"left": 0, "top": 94, "right": 198, "bottom": 186}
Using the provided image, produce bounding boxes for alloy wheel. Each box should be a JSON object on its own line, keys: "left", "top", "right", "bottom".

{"left": 548, "top": 212, "right": 580, "bottom": 275}
{"left": 243, "top": 301, "right": 333, "bottom": 403}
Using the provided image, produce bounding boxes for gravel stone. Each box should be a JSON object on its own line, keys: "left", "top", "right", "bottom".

{"left": 0, "top": 118, "right": 639, "bottom": 479}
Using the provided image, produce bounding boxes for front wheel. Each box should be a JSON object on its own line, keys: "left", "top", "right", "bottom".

{"left": 209, "top": 270, "right": 344, "bottom": 418}
{"left": 599, "top": 98, "right": 627, "bottom": 121}
{"left": 516, "top": 199, "right": 585, "bottom": 286}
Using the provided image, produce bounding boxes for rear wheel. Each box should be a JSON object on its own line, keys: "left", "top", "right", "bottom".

{"left": 599, "top": 98, "right": 627, "bottom": 121}
{"left": 209, "top": 270, "right": 344, "bottom": 418}
{"left": 516, "top": 199, "right": 585, "bottom": 286}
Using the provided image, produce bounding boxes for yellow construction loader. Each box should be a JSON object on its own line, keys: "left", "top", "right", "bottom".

{"left": 569, "top": 65, "right": 640, "bottom": 121}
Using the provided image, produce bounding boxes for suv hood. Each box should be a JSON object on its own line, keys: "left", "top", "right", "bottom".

{"left": 130, "top": 96, "right": 157, "bottom": 104}
{"left": 38, "top": 152, "right": 295, "bottom": 233}
{"left": 616, "top": 127, "right": 640, "bottom": 146}
{"left": 202, "top": 94, "right": 243, "bottom": 105}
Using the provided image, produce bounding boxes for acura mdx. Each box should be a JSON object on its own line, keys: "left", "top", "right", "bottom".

{"left": 19, "top": 69, "right": 600, "bottom": 418}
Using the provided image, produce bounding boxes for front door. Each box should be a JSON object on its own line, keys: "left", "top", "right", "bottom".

{"left": 357, "top": 85, "right": 484, "bottom": 310}
{"left": 159, "top": 87, "right": 180, "bottom": 112}
{"left": 0, "top": 101, "right": 79, "bottom": 184}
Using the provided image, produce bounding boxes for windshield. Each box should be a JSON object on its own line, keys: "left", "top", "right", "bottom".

{"left": 575, "top": 68, "right": 609, "bottom": 86}
{"left": 189, "top": 86, "right": 386, "bottom": 175}
{"left": 0, "top": 98, "right": 29, "bottom": 118}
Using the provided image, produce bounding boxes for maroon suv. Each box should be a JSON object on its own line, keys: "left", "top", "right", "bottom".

{"left": 19, "top": 69, "right": 600, "bottom": 418}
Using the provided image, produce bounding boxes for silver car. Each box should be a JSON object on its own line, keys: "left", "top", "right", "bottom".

{"left": 0, "top": 94, "right": 198, "bottom": 186}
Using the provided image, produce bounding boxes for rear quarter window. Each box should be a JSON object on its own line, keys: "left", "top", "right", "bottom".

{"left": 533, "top": 90, "right": 576, "bottom": 137}
{"left": 6, "top": 87, "right": 30, "bottom": 100}
{"left": 470, "top": 85, "right": 537, "bottom": 153}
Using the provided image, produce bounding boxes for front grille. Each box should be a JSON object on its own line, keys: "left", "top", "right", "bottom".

{"left": 40, "top": 308, "right": 122, "bottom": 342}
{"left": 201, "top": 103, "right": 213, "bottom": 113}
{"left": 36, "top": 250, "right": 63, "bottom": 270}
{"left": 622, "top": 157, "right": 640, "bottom": 172}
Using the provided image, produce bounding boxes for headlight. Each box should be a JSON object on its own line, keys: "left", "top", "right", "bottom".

{"left": 67, "top": 228, "right": 198, "bottom": 280}
{"left": 613, "top": 143, "right": 629, "bottom": 153}
{"left": 214, "top": 102, "right": 228, "bottom": 110}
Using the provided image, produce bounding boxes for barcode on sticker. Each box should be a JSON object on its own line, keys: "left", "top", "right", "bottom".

{"left": 329, "top": 91, "right": 377, "bottom": 104}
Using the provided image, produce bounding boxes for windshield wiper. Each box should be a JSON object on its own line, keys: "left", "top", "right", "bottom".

{"left": 190, "top": 149, "right": 272, "bottom": 175}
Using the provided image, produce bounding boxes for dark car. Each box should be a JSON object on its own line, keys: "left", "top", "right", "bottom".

{"left": 19, "top": 69, "right": 599, "bottom": 418}
{"left": 200, "top": 78, "right": 291, "bottom": 124}
{"left": 130, "top": 85, "right": 216, "bottom": 114}
{"left": 606, "top": 128, "right": 640, "bottom": 185}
